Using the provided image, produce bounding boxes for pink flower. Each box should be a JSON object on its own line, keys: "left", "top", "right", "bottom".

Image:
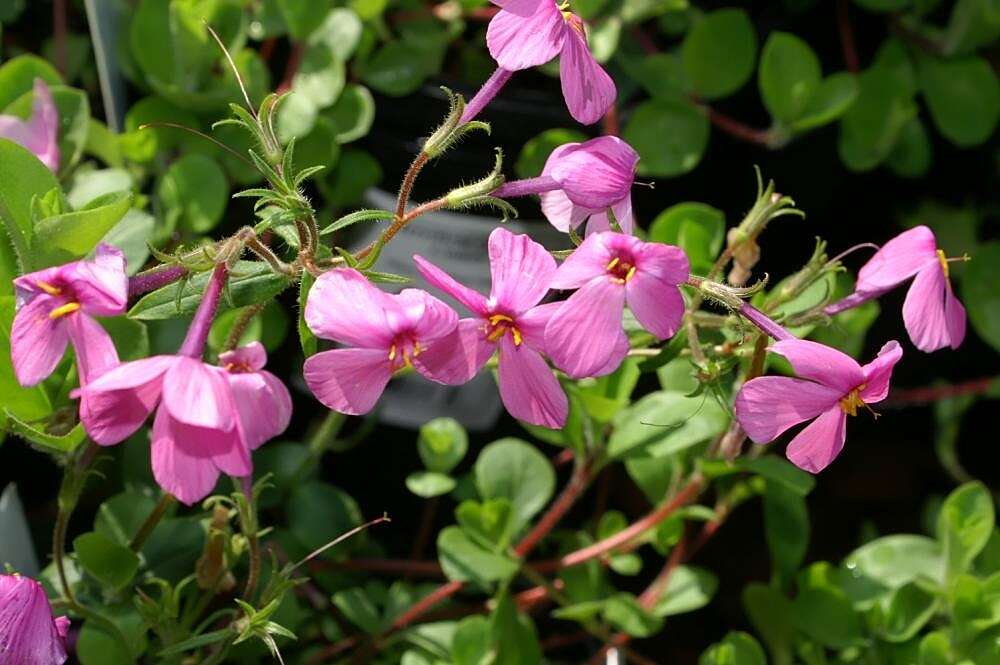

{"left": 414, "top": 228, "right": 568, "bottom": 428}
{"left": 854, "top": 225, "right": 966, "bottom": 352}
{"left": 539, "top": 136, "right": 638, "bottom": 235}
{"left": 303, "top": 268, "right": 459, "bottom": 416}
{"left": 735, "top": 339, "right": 903, "bottom": 473}
{"left": 0, "top": 79, "right": 60, "bottom": 171}
{"left": 0, "top": 573, "right": 69, "bottom": 665}
{"left": 80, "top": 342, "right": 289, "bottom": 505}
{"left": 11, "top": 244, "right": 126, "bottom": 387}
{"left": 545, "top": 232, "right": 689, "bottom": 378}
{"left": 487, "top": 0, "right": 616, "bottom": 124}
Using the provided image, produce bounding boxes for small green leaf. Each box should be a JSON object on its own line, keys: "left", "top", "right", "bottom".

{"left": 0, "top": 139, "right": 60, "bottom": 271}
{"left": 277, "top": 0, "right": 332, "bottom": 40}
{"left": 791, "top": 71, "right": 859, "bottom": 132}
{"left": 653, "top": 565, "right": 719, "bottom": 617}
{"left": 961, "top": 242, "right": 1000, "bottom": 353}
{"left": 759, "top": 31, "right": 822, "bottom": 123}
{"left": 700, "top": 631, "right": 767, "bottom": 665}
{"left": 838, "top": 66, "right": 916, "bottom": 171}
{"left": 320, "top": 208, "right": 394, "bottom": 236}
{"left": 648, "top": 202, "right": 725, "bottom": 274}
{"left": 474, "top": 438, "right": 555, "bottom": 529}
{"left": 32, "top": 192, "right": 132, "bottom": 268}
{"left": 452, "top": 615, "right": 491, "bottom": 665}
{"left": 623, "top": 98, "right": 710, "bottom": 177}
{"left": 743, "top": 583, "right": 795, "bottom": 665}
{"left": 682, "top": 8, "right": 758, "bottom": 100}
{"left": 603, "top": 593, "right": 664, "bottom": 637}
{"left": 878, "top": 581, "right": 938, "bottom": 642}
{"left": 287, "top": 482, "right": 364, "bottom": 561}
{"left": 406, "top": 471, "right": 457, "bottom": 498}
{"left": 919, "top": 55, "right": 1000, "bottom": 147}
{"left": 327, "top": 84, "right": 375, "bottom": 143}
{"left": 764, "top": 481, "right": 809, "bottom": 587}
{"left": 437, "top": 526, "right": 519, "bottom": 585}
{"left": 73, "top": 531, "right": 140, "bottom": 591}
{"left": 792, "top": 586, "right": 864, "bottom": 649}
{"left": 844, "top": 535, "right": 944, "bottom": 591}
{"left": 938, "top": 481, "right": 995, "bottom": 578}
{"left": 608, "top": 390, "right": 728, "bottom": 460}
{"left": 418, "top": 417, "right": 468, "bottom": 474}
{"left": 455, "top": 498, "right": 515, "bottom": 551}
{"left": 332, "top": 587, "right": 383, "bottom": 634}
{"left": 3, "top": 412, "right": 85, "bottom": 454}
{"left": 157, "top": 154, "right": 228, "bottom": 233}
{"left": 0, "top": 54, "right": 62, "bottom": 109}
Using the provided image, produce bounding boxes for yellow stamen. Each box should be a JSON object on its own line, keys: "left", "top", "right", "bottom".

{"left": 388, "top": 344, "right": 397, "bottom": 361}
{"left": 606, "top": 257, "right": 620, "bottom": 271}
{"left": 48, "top": 302, "right": 80, "bottom": 319}
{"left": 485, "top": 313, "right": 523, "bottom": 346}
{"left": 512, "top": 328, "right": 523, "bottom": 346}
{"left": 625, "top": 266, "right": 636, "bottom": 282}
{"left": 489, "top": 314, "right": 515, "bottom": 326}
{"left": 38, "top": 281, "right": 62, "bottom": 296}
{"left": 937, "top": 249, "right": 950, "bottom": 280}
{"left": 839, "top": 383, "right": 871, "bottom": 417}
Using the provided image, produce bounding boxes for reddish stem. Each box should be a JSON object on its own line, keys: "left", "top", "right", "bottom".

{"left": 837, "top": 0, "right": 860, "bottom": 73}
{"left": 515, "top": 461, "right": 592, "bottom": 557}
{"left": 707, "top": 108, "right": 773, "bottom": 146}
{"left": 887, "top": 377, "right": 997, "bottom": 406}
{"left": 603, "top": 103, "right": 620, "bottom": 137}
{"left": 277, "top": 42, "right": 304, "bottom": 94}
{"left": 389, "top": 580, "right": 464, "bottom": 631}
{"left": 259, "top": 38, "right": 277, "bottom": 62}
{"left": 321, "top": 558, "right": 444, "bottom": 577}
{"left": 53, "top": 0, "right": 69, "bottom": 78}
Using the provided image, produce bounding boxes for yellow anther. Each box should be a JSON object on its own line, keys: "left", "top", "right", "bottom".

{"left": 388, "top": 344, "right": 397, "bottom": 361}
{"left": 37, "top": 281, "right": 62, "bottom": 296}
{"left": 606, "top": 257, "right": 620, "bottom": 271}
{"left": 625, "top": 266, "right": 636, "bottom": 282}
{"left": 49, "top": 302, "right": 81, "bottom": 319}
{"left": 937, "top": 249, "right": 950, "bottom": 280}
{"left": 489, "top": 314, "right": 515, "bottom": 326}
{"left": 512, "top": 328, "right": 523, "bottom": 346}
{"left": 839, "top": 383, "right": 869, "bottom": 417}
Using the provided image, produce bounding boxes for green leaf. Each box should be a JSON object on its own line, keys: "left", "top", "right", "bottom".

{"left": 943, "top": 0, "right": 1000, "bottom": 55}
{"left": 682, "top": 8, "right": 757, "bottom": 100}
{"left": 844, "top": 535, "right": 944, "bottom": 591}
{"left": 919, "top": 631, "right": 955, "bottom": 665}
{"left": 332, "top": 587, "right": 383, "bottom": 634}
{"left": 764, "top": 481, "right": 809, "bottom": 587}
{"left": 3, "top": 413, "right": 85, "bottom": 454}
{"left": 128, "top": 261, "right": 292, "bottom": 320}
{"left": 32, "top": 192, "right": 132, "bottom": 268}
{"left": 298, "top": 271, "right": 317, "bottom": 356}
{"left": 322, "top": 149, "right": 382, "bottom": 207}
{"left": 648, "top": 202, "right": 724, "bottom": 274}
{"left": 759, "top": 32, "right": 822, "bottom": 123}
{"left": 739, "top": 457, "right": 816, "bottom": 496}
{"left": 328, "top": 84, "right": 375, "bottom": 143}
{"left": 0, "top": 138, "right": 60, "bottom": 271}
{"left": 452, "top": 615, "right": 491, "bottom": 665}
{"left": 792, "top": 586, "right": 864, "bottom": 648}
{"left": 94, "top": 492, "right": 158, "bottom": 547}
{"left": 0, "top": 297, "right": 51, "bottom": 422}
{"left": 608, "top": 390, "right": 728, "bottom": 460}
{"left": 490, "top": 591, "right": 542, "bottom": 665}
{"left": 320, "top": 208, "right": 394, "bottom": 236}
{"left": 418, "top": 417, "right": 468, "bottom": 474}
{"left": 515, "top": 128, "right": 588, "bottom": 179}
{"left": 277, "top": 0, "right": 332, "bottom": 40}
{"left": 920, "top": 55, "right": 1000, "bottom": 147}
{"left": 293, "top": 41, "right": 346, "bottom": 110}
{"left": 406, "top": 471, "right": 457, "bottom": 498}
{"left": 961, "top": 242, "right": 1000, "bottom": 353}
{"left": 437, "top": 526, "right": 519, "bottom": 585}
{"left": 791, "top": 72, "right": 859, "bottom": 132}
{"left": 838, "top": 66, "right": 916, "bottom": 171}
{"left": 141, "top": 517, "right": 204, "bottom": 581}
{"left": 455, "top": 498, "right": 516, "bottom": 551}
{"left": 0, "top": 55, "right": 62, "bottom": 109}
{"left": 288, "top": 481, "right": 364, "bottom": 561}
{"left": 103, "top": 209, "right": 156, "bottom": 275}
{"left": 743, "top": 583, "right": 795, "bottom": 665}
{"left": 73, "top": 531, "right": 140, "bottom": 591}
{"left": 76, "top": 606, "right": 147, "bottom": 665}
{"left": 309, "top": 8, "right": 363, "bottom": 61}
{"left": 938, "top": 481, "right": 995, "bottom": 578}
{"left": 157, "top": 154, "right": 228, "bottom": 233}
{"left": 603, "top": 593, "right": 664, "bottom": 637}
{"left": 474, "top": 438, "right": 555, "bottom": 528}
{"left": 363, "top": 41, "right": 429, "bottom": 97}
{"left": 877, "top": 581, "right": 938, "bottom": 642}
{"left": 624, "top": 97, "right": 710, "bottom": 177}
{"left": 886, "top": 116, "right": 932, "bottom": 178}
{"left": 652, "top": 565, "right": 719, "bottom": 617}
{"left": 700, "top": 631, "right": 767, "bottom": 665}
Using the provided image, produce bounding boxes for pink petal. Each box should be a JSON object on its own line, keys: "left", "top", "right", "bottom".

{"left": 150, "top": 408, "right": 224, "bottom": 505}
{"left": 396, "top": 289, "right": 459, "bottom": 341}
{"left": 487, "top": 0, "right": 565, "bottom": 71}
{"left": 735, "top": 376, "right": 844, "bottom": 444}
{"left": 539, "top": 188, "right": 595, "bottom": 232}
{"left": 488, "top": 228, "right": 556, "bottom": 313}
{"left": 545, "top": 276, "right": 626, "bottom": 378}
{"left": 218, "top": 341, "right": 267, "bottom": 373}
{"left": 414, "top": 255, "right": 489, "bottom": 316}
{"left": 635, "top": 241, "right": 690, "bottom": 285}
{"left": 626, "top": 276, "right": 685, "bottom": 340}
{"left": 412, "top": 318, "right": 494, "bottom": 385}
{"left": 769, "top": 339, "right": 864, "bottom": 394}
{"left": 79, "top": 356, "right": 175, "bottom": 445}
{"left": 227, "top": 370, "right": 292, "bottom": 450}
{"left": 304, "top": 268, "right": 400, "bottom": 348}
{"left": 856, "top": 225, "right": 938, "bottom": 295}
{"left": 902, "top": 265, "right": 964, "bottom": 353}
{"left": 550, "top": 232, "right": 616, "bottom": 289}
{"left": 161, "top": 358, "right": 236, "bottom": 430}
{"left": 27, "top": 79, "right": 60, "bottom": 172}
{"left": 497, "top": 335, "right": 568, "bottom": 428}
{"left": 592, "top": 330, "right": 630, "bottom": 377}
{"left": 10, "top": 294, "right": 69, "bottom": 386}
{"left": 586, "top": 196, "right": 634, "bottom": 236}
{"left": 0, "top": 574, "right": 68, "bottom": 665}
{"left": 517, "top": 301, "right": 563, "bottom": 352}
{"left": 559, "top": 21, "right": 617, "bottom": 125}
{"left": 859, "top": 340, "right": 903, "bottom": 403}
{"left": 65, "top": 312, "right": 120, "bottom": 384}
{"left": 784, "top": 407, "right": 848, "bottom": 474}
{"left": 69, "top": 244, "right": 128, "bottom": 316}
{"left": 549, "top": 137, "right": 638, "bottom": 210}
{"left": 304, "top": 348, "right": 393, "bottom": 415}
{"left": 54, "top": 616, "right": 70, "bottom": 640}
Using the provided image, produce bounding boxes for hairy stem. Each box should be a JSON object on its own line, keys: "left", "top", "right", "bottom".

{"left": 223, "top": 302, "right": 265, "bottom": 352}
{"left": 130, "top": 494, "right": 176, "bottom": 552}
{"left": 128, "top": 264, "right": 189, "bottom": 298}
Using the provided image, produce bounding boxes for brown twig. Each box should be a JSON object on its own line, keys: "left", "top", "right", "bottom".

{"left": 886, "top": 377, "right": 998, "bottom": 407}
{"left": 837, "top": 0, "right": 860, "bottom": 73}
{"left": 277, "top": 42, "right": 304, "bottom": 94}
{"left": 515, "top": 459, "right": 593, "bottom": 557}
{"left": 706, "top": 108, "right": 774, "bottom": 147}
{"left": 53, "top": 0, "right": 69, "bottom": 78}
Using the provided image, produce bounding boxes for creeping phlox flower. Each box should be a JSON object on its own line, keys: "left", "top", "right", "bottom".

{"left": 855, "top": 225, "right": 966, "bottom": 352}
{"left": 546, "top": 232, "right": 689, "bottom": 379}
{"left": 735, "top": 339, "right": 903, "bottom": 473}
{"left": 303, "top": 268, "right": 459, "bottom": 415}
{"left": 539, "top": 136, "right": 638, "bottom": 235}
{"left": 414, "top": 228, "right": 569, "bottom": 428}
{"left": 12, "top": 243, "right": 126, "bottom": 388}
{"left": 487, "top": 0, "right": 616, "bottom": 124}
{"left": 80, "top": 343, "right": 290, "bottom": 505}
{"left": 0, "top": 78, "right": 60, "bottom": 172}
{"left": 0, "top": 574, "right": 70, "bottom": 665}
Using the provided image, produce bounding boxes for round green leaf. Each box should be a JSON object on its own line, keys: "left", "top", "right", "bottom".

{"left": 293, "top": 43, "right": 346, "bottom": 109}
{"left": 309, "top": 8, "right": 363, "bottom": 60}
{"left": 844, "top": 534, "right": 944, "bottom": 589}
{"left": 437, "top": 526, "right": 519, "bottom": 584}
{"left": 418, "top": 417, "right": 468, "bottom": 473}
{"left": 603, "top": 593, "right": 664, "bottom": 637}
{"left": 276, "top": 91, "right": 319, "bottom": 143}
{"left": 648, "top": 202, "right": 725, "bottom": 273}
{"left": 363, "top": 41, "right": 427, "bottom": 97}
{"left": 0, "top": 54, "right": 62, "bottom": 109}
{"left": 682, "top": 9, "right": 758, "bottom": 100}
{"left": 288, "top": 481, "right": 364, "bottom": 560}
{"left": 624, "top": 98, "right": 709, "bottom": 177}
{"left": 700, "top": 631, "right": 767, "bottom": 665}
{"left": 474, "top": 438, "right": 555, "bottom": 528}
{"left": 759, "top": 31, "right": 822, "bottom": 123}
{"left": 328, "top": 84, "right": 375, "bottom": 144}
{"left": 515, "top": 128, "right": 588, "bottom": 179}
{"left": 406, "top": 471, "right": 457, "bottom": 498}
{"left": 961, "top": 242, "right": 1000, "bottom": 353}
{"left": 157, "top": 154, "right": 228, "bottom": 233}
{"left": 886, "top": 116, "right": 932, "bottom": 178}
{"left": 653, "top": 566, "right": 719, "bottom": 617}
{"left": 838, "top": 66, "right": 916, "bottom": 171}
{"left": 938, "top": 481, "right": 995, "bottom": 577}
{"left": 791, "top": 72, "right": 859, "bottom": 132}
{"left": 73, "top": 532, "right": 140, "bottom": 591}
{"left": 919, "top": 55, "right": 1000, "bottom": 147}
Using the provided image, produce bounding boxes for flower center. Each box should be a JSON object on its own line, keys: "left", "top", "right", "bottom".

{"left": 388, "top": 335, "right": 422, "bottom": 370}
{"left": 606, "top": 256, "right": 636, "bottom": 284}
{"left": 937, "top": 249, "right": 950, "bottom": 280}
{"left": 486, "top": 313, "right": 523, "bottom": 346}
{"left": 840, "top": 383, "right": 878, "bottom": 418}
{"left": 223, "top": 361, "right": 254, "bottom": 374}
{"left": 49, "top": 302, "right": 80, "bottom": 319}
